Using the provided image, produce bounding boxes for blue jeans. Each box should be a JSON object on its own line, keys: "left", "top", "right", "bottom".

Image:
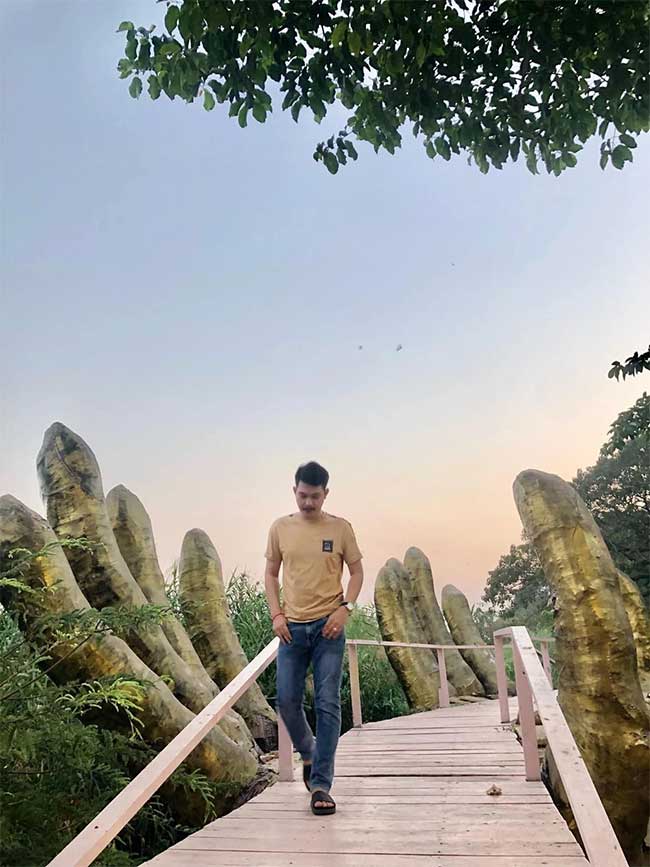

{"left": 276, "top": 615, "right": 345, "bottom": 794}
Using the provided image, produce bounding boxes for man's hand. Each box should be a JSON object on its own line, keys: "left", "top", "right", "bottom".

{"left": 273, "top": 614, "right": 292, "bottom": 644}
{"left": 322, "top": 606, "right": 348, "bottom": 639}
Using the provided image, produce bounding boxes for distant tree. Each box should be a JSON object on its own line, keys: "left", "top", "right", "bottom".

{"left": 117, "top": 0, "right": 648, "bottom": 175}
{"left": 574, "top": 392, "right": 650, "bottom": 602}
{"left": 482, "top": 392, "right": 650, "bottom": 614}
{"left": 482, "top": 541, "right": 549, "bottom": 621}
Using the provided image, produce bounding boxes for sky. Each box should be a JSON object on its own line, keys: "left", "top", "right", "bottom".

{"left": 1, "top": 1, "right": 648, "bottom": 606}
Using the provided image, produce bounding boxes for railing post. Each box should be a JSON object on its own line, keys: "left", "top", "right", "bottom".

{"left": 277, "top": 711, "right": 294, "bottom": 781}
{"left": 348, "top": 642, "right": 363, "bottom": 728}
{"left": 493, "top": 633, "right": 510, "bottom": 723}
{"left": 436, "top": 648, "right": 450, "bottom": 708}
{"left": 512, "top": 641, "right": 541, "bottom": 781}
{"left": 540, "top": 640, "right": 552, "bottom": 686}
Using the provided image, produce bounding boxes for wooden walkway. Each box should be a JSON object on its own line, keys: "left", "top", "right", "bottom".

{"left": 144, "top": 698, "right": 588, "bottom": 867}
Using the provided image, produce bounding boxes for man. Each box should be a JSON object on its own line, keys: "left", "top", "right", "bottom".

{"left": 264, "top": 461, "right": 364, "bottom": 816}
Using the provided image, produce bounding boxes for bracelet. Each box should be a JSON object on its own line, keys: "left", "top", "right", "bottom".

{"left": 272, "top": 612, "right": 285, "bottom": 622}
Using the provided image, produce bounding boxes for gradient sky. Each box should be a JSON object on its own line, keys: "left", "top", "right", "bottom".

{"left": 2, "top": 1, "right": 648, "bottom": 606}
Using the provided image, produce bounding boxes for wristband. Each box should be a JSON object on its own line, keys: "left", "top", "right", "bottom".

{"left": 272, "top": 612, "right": 285, "bottom": 622}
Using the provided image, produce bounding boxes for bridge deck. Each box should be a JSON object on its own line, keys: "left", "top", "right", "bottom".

{"left": 144, "top": 698, "right": 588, "bottom": 867}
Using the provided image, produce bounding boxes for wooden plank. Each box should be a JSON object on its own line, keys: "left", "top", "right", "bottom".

{"left": 213, "top": 811, "right": 571, "bottom": 827}
{"left": 252, "top": 794, "right": 555, "bottom": 805}
{"left": 263, "top": 779, "right": 548, "bottom": 793}
{"left": 242, "top": 801, "right": 559, "bottom": 813}
{"left": 337, "top": 743, "right": 523, "bottom": 751}
{"left": 145, "top": 852, "right": 589, "bottom": 867}
{"left": 334, "top": 765, "right": 526, "bottom": 774}
{"left": 335, "top": 754, "right": 525, "bottom": 763}
{"left": 339, "top": 736, "right": 519, "bottom": 744}
{"left": 168, "top": 833, "right": 584, "bottom": 858}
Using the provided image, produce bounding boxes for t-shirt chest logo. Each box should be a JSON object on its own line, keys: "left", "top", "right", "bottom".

{"left": 322, "top": 539, "right": 334, "bottom": 553}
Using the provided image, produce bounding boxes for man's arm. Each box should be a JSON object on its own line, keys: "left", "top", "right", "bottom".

{"left": 322, "top": 558, "right": 364, "bottom": 638}
{"left": 264, "top": 557, "right": 282, "bottom": 617}
{"left": 264, "top": 557, "right": 291, "bottom": 644}
{"left": 345, "top": 558, "right": 364, "bottom": 604}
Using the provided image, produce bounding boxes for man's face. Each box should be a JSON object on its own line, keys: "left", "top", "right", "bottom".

{"left": 293, "top": 481, "right": 328, "bottom": 517}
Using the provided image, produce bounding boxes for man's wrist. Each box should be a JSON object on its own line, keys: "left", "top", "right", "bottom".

{"left": 271, "top": 611, "right": 285, "bottom": 622}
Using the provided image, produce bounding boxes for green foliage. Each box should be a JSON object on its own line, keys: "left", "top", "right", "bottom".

{"left": 574, "top": 392, "right": 650, "bottom": 603}
{"left": 226, "top": 570, "right": 277, "bottom": 698}
{"left": 117, "top": 1, "right": 648, "bottom": 176}
{"left": 482, "top": 541, "right": 550, "bottom": 623}
{"left": 481, "top": 392, "right": 650, "bottom": 619}
{"left": 609, "top": 345, "right": 650, "bottom": 381}
{"left": 0, "top": 548, "right": 214, "bottom": 866}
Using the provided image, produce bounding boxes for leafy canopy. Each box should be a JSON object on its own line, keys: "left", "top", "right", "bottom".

{"left": 118, "top": 0, "right": 648, "bottom": 175}
{"left": 574, "top": 391, "right": 650, "bottom": 601}
{"left": 482, "top": 392, "right": 650, "bottom": 615}
{"left": 609, "top": 345, "right": 650, "bottom": 382}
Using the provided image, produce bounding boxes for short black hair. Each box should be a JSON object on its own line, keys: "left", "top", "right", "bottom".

{"left": 295, "top": 461, "right": 329, "bottom": 489}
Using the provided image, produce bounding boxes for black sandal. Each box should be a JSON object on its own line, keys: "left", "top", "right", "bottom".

{"left": 310, "top": 789, "right": 336, "bottom": 816}
{"left": 302, "top": 762, "right": 312, "bottom": 791}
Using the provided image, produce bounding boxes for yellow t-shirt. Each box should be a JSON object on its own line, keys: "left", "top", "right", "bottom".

{"left": 265, "top": 512, "right": 362, "bottom": 622}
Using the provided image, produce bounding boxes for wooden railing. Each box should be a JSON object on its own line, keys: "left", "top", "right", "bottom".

{"left": 344, "top": 636, "right": 555, "bottom": 725}
{"left": 493, "top": 626, "right": 627, "bottom": 867}
{"left": 49, "top": 638, "right": 287, "bottom": 867}
{"left": 48, "top": 629, "right": 624, "bottom": 867}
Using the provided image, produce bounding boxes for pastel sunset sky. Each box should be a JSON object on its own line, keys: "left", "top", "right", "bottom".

{"left": 2, "top": 1, "right": 648, "bottom": 605}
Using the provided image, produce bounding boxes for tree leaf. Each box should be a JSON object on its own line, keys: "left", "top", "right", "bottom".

{"left": 159, "top": 41, "right": 181, "bottom": 58}
{"left": 416, "top": 43, "right": 427, "bottom": 68}
{"left": 117, "top": 21, "right": 135, "bottom": 32}
{"left": 238, "top": 105, "right": 248, "bottom": 128}
{"left": 619, "top": 132, "right": 637, "bottom": 148}
{"left": 331, "top": 21, "right": 348, "bottom": 48}
{"left": 148, "top": 75, "right": 161, "bottom": 100}
{"left": 203, "top": 89, "right": 215, "bottom": 111}
{"left": 347, "top": 30, "right": 362, "bottom": 56}
{"left": 252, "top": 103, "right": 267, "bottom": 123}
{"left": 129, "top": 76, "right": 142, "bottom": 99}
{"left": 599, "top": 151, "right": 608, "bottom": 170}
{"left": 344, "top": 140, "right": 358, "bottom": 160}
{"left": 125, "top": 33, "right": 137, "bottom": 62}
{"left": 435, "top": 137, "right": 451, "bottom": 160}
{"left": 611, "top": 144, "right": 632, "bottom": 169}
{"left": 323, "top": 151, "right": 339, "bottom": 174}
{"left": 165, "top": 6, "right": 179, "bottom": 34}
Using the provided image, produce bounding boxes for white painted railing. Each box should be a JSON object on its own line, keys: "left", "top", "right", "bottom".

{"left": 493, "top": 626, "right": 627, "bottom": 867}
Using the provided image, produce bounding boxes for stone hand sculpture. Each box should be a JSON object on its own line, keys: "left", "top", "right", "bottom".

{"left": 513, "top": 469, "right": 650, "bottom": 864}
{"left": 0, "top": 496, "right": 258, "bottom": 821}
{"left": 374, "top": 558, "right": 454, "bottom": 710}
{"left": 404, "top": 548, "right": 484, "bottom": 697}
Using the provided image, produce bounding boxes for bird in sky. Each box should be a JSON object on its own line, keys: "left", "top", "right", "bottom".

{"left": 396, "top": 344, "right": 403, "bottom": 352}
